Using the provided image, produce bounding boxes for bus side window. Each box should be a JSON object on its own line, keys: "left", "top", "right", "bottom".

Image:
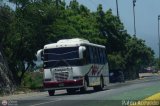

{"left": 97, "top": 48, "right": 101, "bottom": 64}
{"left": 88, "top": 46, "right": 92, "bottom": 63}
{"left": 101, "top": 49, "right": 104, "bottom": 64}
{"left": 95, "top": 47, "right": 99, "bottom": 64}
{"left": 83, "top": 48, "right": 88, "bottom": 64}
{"left": 104, "top": 50, "right": 107, "bottom": 63}
{"left": 93, "top": 47, "right": 96, "bottom": 63}
{"left": 89, "top": 46, "right": 93, "bottom": 63}
{"left": 86, "top": 46, "right": 90, "bottom": 63}
{"left": 99, "top": 48, "right": 102, "bottom": 64}
{"left": 102, "top": 49, "right": 106, "bottom": 63}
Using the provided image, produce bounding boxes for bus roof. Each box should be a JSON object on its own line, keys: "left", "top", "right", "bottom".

{"left": 44, "top": 38, "right": 105, "bottom": 49}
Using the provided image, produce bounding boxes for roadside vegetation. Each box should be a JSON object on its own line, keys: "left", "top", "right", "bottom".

{"left": 22, "top": 71, "right": 43, "bottom": 89}
{"left": 0, "top": 0, "right": 155, "bottom": 89}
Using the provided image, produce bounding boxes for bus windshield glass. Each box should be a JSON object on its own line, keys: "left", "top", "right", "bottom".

{"left": 43, "top": 47, "right": 83, "bottom": 68}
{"left": 44, "top": 47, "right": 79, "bottom": 61}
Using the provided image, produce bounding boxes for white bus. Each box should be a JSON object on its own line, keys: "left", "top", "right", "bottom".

{"left": 37, "top": 38, "right": 109, "bottom": 96}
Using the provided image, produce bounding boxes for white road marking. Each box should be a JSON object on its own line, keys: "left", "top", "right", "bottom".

{"left": 30, "top": 99, "right": 61, "bottom": 106}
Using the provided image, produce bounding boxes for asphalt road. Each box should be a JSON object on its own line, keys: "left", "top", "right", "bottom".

{"left": 4, "top": 74, "right": 160, "bottom": 106}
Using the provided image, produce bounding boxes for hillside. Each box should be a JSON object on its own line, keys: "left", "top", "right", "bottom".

{"left": 0, "top": 50, "right": 16, "bottom": 95}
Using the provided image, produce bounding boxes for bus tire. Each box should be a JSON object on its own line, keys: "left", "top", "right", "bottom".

{"left": 80, "top": 79, "right": 88, "bottom": 93}
{"left": 93, "top": 77, "right": 104, "bottom": 91}
{"left": 66, "top": 88, "right": 76, "bottom": 94}
{"left": 93, "top": 86, "right": 99, "bottom": 91}
{"left": 48, "top": 90, "right": 55, "bottom": 96}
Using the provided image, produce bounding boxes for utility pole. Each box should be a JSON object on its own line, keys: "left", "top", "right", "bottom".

{"left": 116, "top": 0, "right": 119, "bottom": 18}
{"left": 133, "top": 0, "right": 136, "bottom": 36}
{"left": 158, "top": 15, "right": 160, "bottom": 61}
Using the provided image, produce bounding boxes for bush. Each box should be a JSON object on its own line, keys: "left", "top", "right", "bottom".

{"left": 21, "top": 72, "right": 43, "bottom": 89}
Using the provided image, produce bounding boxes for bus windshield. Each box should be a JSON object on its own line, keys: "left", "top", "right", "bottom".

{"left": 43, "top": 47, "right": 83, "bottom": 68}
{"left": 44, "top": 47, "right": 79, "bottom": 61}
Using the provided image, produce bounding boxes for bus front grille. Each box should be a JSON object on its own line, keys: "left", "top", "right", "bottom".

{"left": 55, "top": 72, "right": 69, "bottom": 81}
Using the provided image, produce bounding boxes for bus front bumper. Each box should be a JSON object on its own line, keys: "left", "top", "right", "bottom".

{"left": 43, "top": 79, "right": 83, "bottom": 90}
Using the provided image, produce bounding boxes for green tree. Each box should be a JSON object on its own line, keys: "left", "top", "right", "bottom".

{"left": 124, "top": 37, "right": 154, "bottom": 79}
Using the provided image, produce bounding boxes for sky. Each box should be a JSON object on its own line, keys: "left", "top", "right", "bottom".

{"left": 65, "top": 0, "right": 160, "bottom": 58}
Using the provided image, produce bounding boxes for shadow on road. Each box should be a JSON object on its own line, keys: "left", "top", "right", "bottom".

{"left": 52, "top": 88, "right": 110, "bottom": 96}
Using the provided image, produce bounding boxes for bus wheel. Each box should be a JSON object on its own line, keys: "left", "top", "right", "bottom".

{"left": 93, "top": 86, "right": 99, "bottom": 91}
{"left": 48, "top": 90, "right": 55, "bottom": 96}
{"left": 66, "top": 88, "right": 76, "bottom": 94}
{"left": 93, "top": 77, "right": 104, "bottom": 91}
{"left": 80, "top": 80, "right": 88, "bottom": 93}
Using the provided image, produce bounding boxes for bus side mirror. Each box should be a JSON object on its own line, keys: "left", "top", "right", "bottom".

{"left": 37, "top": 49, "right": 44, "bottom": 61}
{"left": 79, "top": 46, "right": 86, "bottom": 59}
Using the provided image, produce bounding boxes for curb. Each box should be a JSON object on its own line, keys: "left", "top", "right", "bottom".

{"left": 129, "top": 93, "right": 160, "bottom": 106}
{"left": 144, "top": 93, "right": 160, "bottom": 100}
